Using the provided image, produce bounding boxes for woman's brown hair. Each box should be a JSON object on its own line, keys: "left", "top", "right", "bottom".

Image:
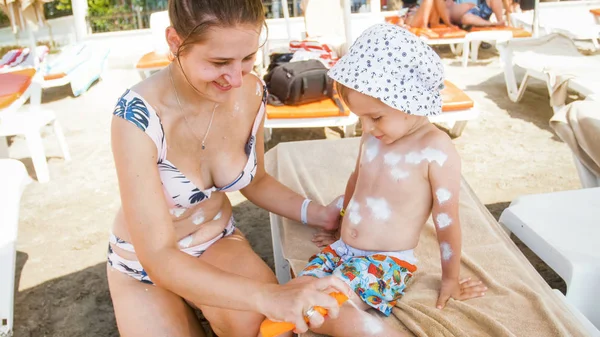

{"left": 168, "top": 0, "right": 266, "bottom": 55}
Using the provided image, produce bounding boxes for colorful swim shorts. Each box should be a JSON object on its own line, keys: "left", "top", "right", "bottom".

{"left": 299, "top": 239, "right": 418, "bottom": 316}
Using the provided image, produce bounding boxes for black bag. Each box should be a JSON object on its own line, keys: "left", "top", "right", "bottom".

{"left": 267, "top": 52, "right": 294, "bottom": 73}
{"left": 264, "top": 59, "right": 335, "bottom": 106}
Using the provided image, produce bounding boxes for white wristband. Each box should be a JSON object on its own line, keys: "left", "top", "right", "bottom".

{"left": 301, "top": 198, "right": 312, "bottom": 226}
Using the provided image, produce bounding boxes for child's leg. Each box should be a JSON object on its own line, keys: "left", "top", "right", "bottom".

{"left": 309, "top": 299, "right": 407, "bottom": 337}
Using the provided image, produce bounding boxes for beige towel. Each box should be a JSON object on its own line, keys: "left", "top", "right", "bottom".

{"left": 265, "top": 138, "right": 589, "bottom": 337}
{"left": 545, "top": 71, "right": 574, "bottom": 108}
{"left": 550, "top": 100, "right": 600, "bottom": 178}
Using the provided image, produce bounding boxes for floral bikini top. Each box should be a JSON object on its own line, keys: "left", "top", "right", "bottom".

{"left": 113, "top": 86, "right": 267, "bottom": 210}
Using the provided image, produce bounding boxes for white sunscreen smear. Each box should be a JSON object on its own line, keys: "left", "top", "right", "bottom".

{"left": 348, "top": 199, "right": 362, "bottom": 225}
{"left": 336, "top": 196, "right": 345, "bottom": 210}
{"left": 364, "top": 136, "right": 380, "bottom": 162}
{"left": 390, "top": 168, "right": 410, "bottom": 181}
{"left": 348, "top": 301, "right": 384, "bottom": 335}
{"left": 404, "top": 148, "right": 448, "bottom": 167}
{"left": 436, "top": 213, "right": 452, "bottom": 229}
{"left": 213, "top": 211, "right": 222, "bottom": 221}
{"left": 192, "top": 210, "right": 205, "bottom": 225}
{"left": 366, "top": 197, "right": 391, "bottom": 221}
{"left": 255, "top": 82, "right": 262, "bottom": 96}
{"left": 169, "top": 208, "right": 185, "bottom": 218}
{"left": 436, "top": 188, "right": 452, "bottom": 205}
{"left": 178, "top": 235, "right": 193, "bottom": 248}
{"left": 441, "top": 242, "right": 453, "bottom": 261}
{"left": 384, "top": 152, "right": 402, "bottom": 166}
{"left": 421, "top": 147, "right": 448, "bottom": 166}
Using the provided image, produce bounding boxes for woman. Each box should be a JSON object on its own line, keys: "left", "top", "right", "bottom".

{"left": 107, "top": 0, "right": 352, "bottom": 336}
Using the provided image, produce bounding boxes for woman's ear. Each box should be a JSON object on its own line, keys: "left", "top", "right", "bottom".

{"left": 166, "top": 26, "right": 182, "bottom": 56}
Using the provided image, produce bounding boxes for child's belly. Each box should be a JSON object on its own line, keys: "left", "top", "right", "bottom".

{"left": 342, "top": 175, "right": 432, "bottom": 251}
{"left": 340, "top": 215, "right": 425, "bottom": 252}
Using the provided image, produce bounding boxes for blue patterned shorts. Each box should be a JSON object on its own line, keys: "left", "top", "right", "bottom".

{"left": 299, "top": 239, "right": 417, "bottom": 316}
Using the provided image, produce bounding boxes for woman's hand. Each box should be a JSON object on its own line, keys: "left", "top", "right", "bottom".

{"left": 314, "top": 195, "right": 344, "bottom": 231}
{"left": 256, "top": 276, "right": 354, "bottom": 334}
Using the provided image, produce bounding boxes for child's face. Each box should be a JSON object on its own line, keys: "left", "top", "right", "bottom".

{"left": 347, "top": 90, "right": 426, "bottom": 145}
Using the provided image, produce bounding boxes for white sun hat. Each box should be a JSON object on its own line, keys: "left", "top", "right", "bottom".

{"left": 328, "top": 23, "right": 445, "bottom": 116}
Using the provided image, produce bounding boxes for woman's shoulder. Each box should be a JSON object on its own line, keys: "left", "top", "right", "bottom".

{"left": 113, "top": 88, "right": 160, "bottom": 132}
{"left": 240, "top": 72, "right": 267, "bottom": 108}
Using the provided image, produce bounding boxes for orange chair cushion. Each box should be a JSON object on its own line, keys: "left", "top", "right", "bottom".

{"left": 441, "top": 80, "right": 474, "bottom": 112}
{"left": 385, "top": 15, "right": 400, "bottom": 25}
{"left": 470, "top": 26, "right": 532, "bottom": 38}
{"left": 43, "top": 72, "right": 67, "bottom": 81}
{"left": 136, "top": 51, "right": 173, "bottom": 69}
{"left": 267, "top": 98, "right": 350, "bottom": 119}
{"left": 0, "top": 68, "right": 36, "bottom": 109}
{"left": 266, "top": 81, "right": 472, "bottom": 119}
{"left": 410, "top": 26, "right": 468, "bottom": 39}
{"left": 590, "top": 8, "right": 600, "bottom": 16}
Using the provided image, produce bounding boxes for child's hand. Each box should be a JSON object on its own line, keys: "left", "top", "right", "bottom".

{"left": 436, "top": 277, "right": 487, "bottom": 309}
{"left": 312, "top": 229, "right": 339, "bottom": 247}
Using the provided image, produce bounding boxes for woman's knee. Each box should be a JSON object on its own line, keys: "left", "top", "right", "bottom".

{"left": 107, "top": 265, "right": 206, "bottom": 337}
{"left": 203, "top": 308, "right": 264, "bottom": 337}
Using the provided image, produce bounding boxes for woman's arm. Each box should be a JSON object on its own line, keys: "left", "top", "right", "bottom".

{"left": 241, "top": 117, "right": 337, "bottom": 230}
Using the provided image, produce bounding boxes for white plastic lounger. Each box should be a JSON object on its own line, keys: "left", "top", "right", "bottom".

{"left": 496, "top": 33, "right": 600, "bottom": 110}
{"left": 42, "top": 43, "right": 110, "bottom": 97}
{"left": 499, "top": 187, "right": 600, "bottom": 330}
{"left": 0, "top": 159, "right": 30, "bottom": 337}
{"left": 510, "top": 0, "right": 600, "bottom": 50}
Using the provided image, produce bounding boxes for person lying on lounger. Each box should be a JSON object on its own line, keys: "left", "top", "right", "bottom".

{"left": 449, "top": 0, "right": 512, "bottom": 27}
{"left": 398, "top": 0, "right": 457, "bottom": 29}
{"left": 287, "top": 24, "right": 487, "bottom": 337}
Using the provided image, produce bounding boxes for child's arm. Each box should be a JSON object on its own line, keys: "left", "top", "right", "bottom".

{"left": 428, "top": 137, "right": 486, "bottom": 309}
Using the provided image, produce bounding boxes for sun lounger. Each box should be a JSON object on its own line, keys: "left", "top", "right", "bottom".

{"left": 499, "top": 187, "right": 600, "bottom": 329}
{"left": 510, "top": 0, "right": 600, "bottom": 50}
{"left": 0, "top": 46, "right": 49, "bottom": 73}
{"left": 135, "top": 51, "right": 172, "bottom": 79}
{"left": 41, "top": 43, "right": 110, "bottom": 97}
{"left": 0, "top": 159, "right": 30, "bottom": 337}
{"left": 265, "top": 137, "right": 598, "bottom": 337}
{"left": 431, "top": 80, "right": 480, "bottom": 137}
{"left": 263, "top": 98, "right": 359, "bottom": 142}
{"left": 134, "top": 11, "right": 172, "bottom": 79}
{"left": 0, "top": 69, "right": 71, "bottom": 183}
{"left": 460, "top": 26, "right": 531, "bottom": 67}
{"left": 263, "top": 80, "right": 479, "bottom": 141}
{"left": 496, "top": 33, "right": 600, "bottom": 110}
{"left": 408, "top": 25, "right": 468, "bottom": 55}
